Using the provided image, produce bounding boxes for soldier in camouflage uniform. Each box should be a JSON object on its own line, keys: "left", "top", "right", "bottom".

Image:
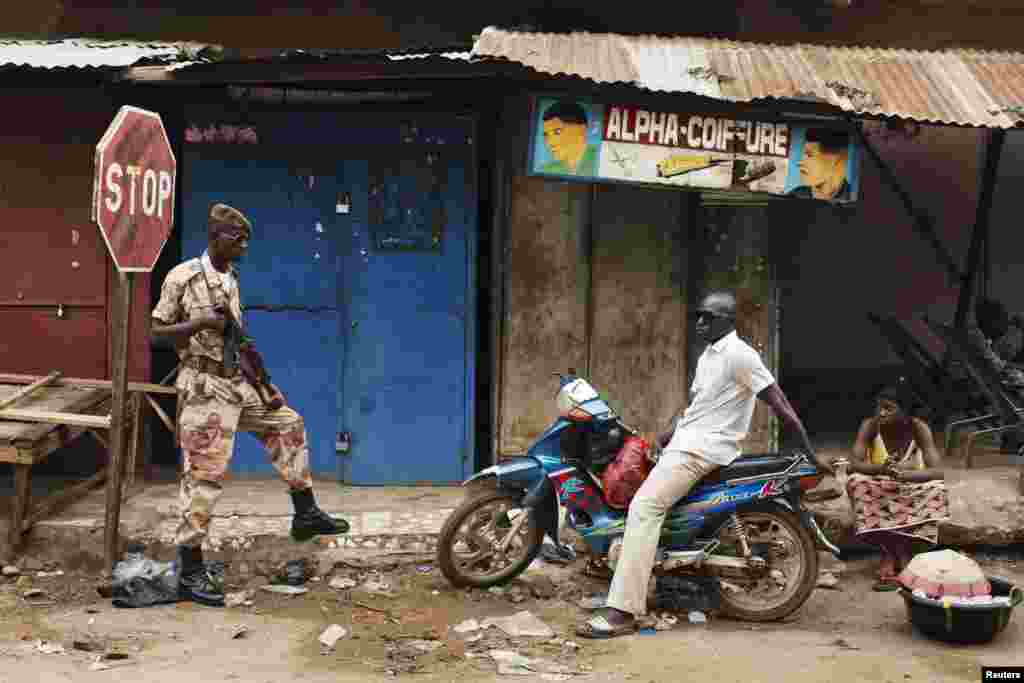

{"left": 152, "top": 203, "right": 349, "bottom": 607}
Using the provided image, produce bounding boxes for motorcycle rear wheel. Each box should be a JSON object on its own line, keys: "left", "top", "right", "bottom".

{"left": 713, "top": 504, "right": 819, "bottom": 622}
{"left": 437, "top": 490, "right": 544, "bottom": 589}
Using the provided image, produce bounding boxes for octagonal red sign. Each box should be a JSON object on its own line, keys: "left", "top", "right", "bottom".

{"left": 92, "top": 106, "right": 177, "bottom": 273}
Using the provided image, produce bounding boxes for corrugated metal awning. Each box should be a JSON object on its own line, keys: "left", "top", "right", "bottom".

{"left": 123, "top": 44, "right": 482, "bottom": 82}
{"left": 471, "top": 27, "right": 1024, "bottom": 128}
{"left": 0, "top": 38, "right": 212, "bottom": 70}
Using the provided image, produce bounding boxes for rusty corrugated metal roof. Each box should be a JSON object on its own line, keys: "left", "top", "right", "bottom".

{"left": 0, "top": 38, "right": 211, "bottom": 70}
{"left": 471, "top": 27, "right": 1024, "bottom": 128}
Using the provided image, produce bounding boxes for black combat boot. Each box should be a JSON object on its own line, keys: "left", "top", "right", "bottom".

{"left": 177, "top": 545, "right": 225, "bottom": 607}
{"left": 290, "top": 488, "right": 350, "bottom": 542}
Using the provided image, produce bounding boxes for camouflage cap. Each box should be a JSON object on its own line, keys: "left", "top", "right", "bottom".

{"left": 208, "top": 203, "right": 252, "bottom": 235}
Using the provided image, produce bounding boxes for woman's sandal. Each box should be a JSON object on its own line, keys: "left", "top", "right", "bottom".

{"left": 576, "top": 614, "right": 637, "bottom": 639}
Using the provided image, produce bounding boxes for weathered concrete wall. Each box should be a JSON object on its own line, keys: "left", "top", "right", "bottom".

{"left": 589, "top": 184, "right": 689, "bottom": 437}
{"left": 499, "top": 176, "right": 591, "bottom": 455}
{"left": 499, "top": 178, "right": 705, "bottom": 457}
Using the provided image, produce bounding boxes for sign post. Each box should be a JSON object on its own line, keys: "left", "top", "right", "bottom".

{"left": 92, "top": 106, "right": 176, "bottom": 569}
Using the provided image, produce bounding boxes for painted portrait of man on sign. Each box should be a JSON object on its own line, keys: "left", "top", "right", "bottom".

{"left": 539, "top": 100, "right": 600, "bottom": 177}
{"left": 787, "top": 127, "right": 853, "bottom": 202}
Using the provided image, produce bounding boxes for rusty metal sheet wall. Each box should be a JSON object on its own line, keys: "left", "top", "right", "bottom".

{"left": 0, "top": 89, "right": 150, "bottom": 382}
{"left": 589, "top": 184, "right": 689, "bottom": 436}
{"left": 0, "top": 308, "right": 108, "bottom": 378}
{"left": 499, "top": 175, "right": 590, "bottom": 455}
{"left": 499, "top": 177, "right": 696, "bottom": 457}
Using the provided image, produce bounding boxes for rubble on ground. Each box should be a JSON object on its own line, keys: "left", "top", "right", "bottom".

{"left": 0, "top": 547, "right": 612, "bottom": 678}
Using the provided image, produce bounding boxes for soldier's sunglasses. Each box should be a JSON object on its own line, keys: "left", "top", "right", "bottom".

{"left": 210, "top": 223, "right": 250, "bottom": 241}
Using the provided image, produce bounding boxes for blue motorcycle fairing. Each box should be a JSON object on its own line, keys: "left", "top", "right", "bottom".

{"left": 526, "top": 419, "right": 574, "bottom": 461}
{"left": 462, "top": 418, "right": 575, "bottom": 491}
{"left": 463, "top": 457, "right": 546, "bottom": 489}
{"left": 460, "top": 454, "right": 561, "bottom": 548}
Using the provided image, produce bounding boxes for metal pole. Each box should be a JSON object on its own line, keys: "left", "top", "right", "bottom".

{"left": 104, "top": 270, "right": 134, "bottom": 570}
{"left": 852, "top": 124, "right": 963, "bottom": 289}
{"left": 954, "top": 129, "right": 1006, "bottom": 329}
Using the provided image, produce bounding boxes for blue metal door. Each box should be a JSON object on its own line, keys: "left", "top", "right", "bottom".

{"left": 334, "top": 149, "right": 476, "bottom": 485}
{"left": 181, "top": 156, "right": 343, "bottom": 478}
{"left": 180, "top": 113, "right": 475, "bottom": 484}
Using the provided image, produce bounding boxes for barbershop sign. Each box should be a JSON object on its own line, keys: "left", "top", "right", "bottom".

{"left": 527, "top": 96, "right": 861, "bottom": 203}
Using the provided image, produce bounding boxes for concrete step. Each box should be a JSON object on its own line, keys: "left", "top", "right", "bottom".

{"left": 5, "top": 481, "right": 463, "bottom": 571}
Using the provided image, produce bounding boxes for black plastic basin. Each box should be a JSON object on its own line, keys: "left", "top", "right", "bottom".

{"left": 900, "top": 575, "right": 1022, "bottom": 644}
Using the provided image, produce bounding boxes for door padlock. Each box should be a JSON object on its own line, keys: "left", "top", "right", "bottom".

{"left": 336, "top": 431, "right": 352, "bottom": 453}
{"left": 336, "top": 192, "right": 351, "bottom": 214}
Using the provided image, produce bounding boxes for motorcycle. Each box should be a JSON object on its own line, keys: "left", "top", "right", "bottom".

{"left": 438, "top": 371, "right": 841, "bottom": 621}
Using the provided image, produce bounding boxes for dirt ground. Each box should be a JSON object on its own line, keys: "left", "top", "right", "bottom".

{"left": 0, "top": 549, "right": 1022, "bottom": 683}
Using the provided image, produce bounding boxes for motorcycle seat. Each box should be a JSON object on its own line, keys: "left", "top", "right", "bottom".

{"left": 699, "top": 454, "right": 797, "bottom": 485}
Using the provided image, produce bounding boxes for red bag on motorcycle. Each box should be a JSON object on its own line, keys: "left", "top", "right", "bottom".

{"left": 601, "top": 436, "right": 652, "bottom": 510}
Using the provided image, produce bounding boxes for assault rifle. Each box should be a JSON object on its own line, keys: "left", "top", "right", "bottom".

{"left": 217, "top": 304, "right": 284, "bottom": 410}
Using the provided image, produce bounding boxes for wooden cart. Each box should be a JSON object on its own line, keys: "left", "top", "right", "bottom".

{"left": 0, "top": 372, "right": 177, "bottom": 553}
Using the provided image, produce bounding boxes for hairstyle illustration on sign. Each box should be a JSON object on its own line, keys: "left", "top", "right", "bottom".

{"left": 787, "top": 127, "right": 852, "bottom": 201}
{"left": 539, "top": 100, "right": 600, "bottom": 176}
{"left": 526, "top": 96, "right": 861, "bottom": 204}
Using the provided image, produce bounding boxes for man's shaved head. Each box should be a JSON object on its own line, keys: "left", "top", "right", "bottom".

{"left": 693, "top": 290, "right": 738, "bottom": 343}
{"left": 696, "top": 291, "right": 737, "bottom": 318}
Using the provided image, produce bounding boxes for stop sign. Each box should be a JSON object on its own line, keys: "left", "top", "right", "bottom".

{"left": 92, "top": 106, "right": 176, "bottom": 272}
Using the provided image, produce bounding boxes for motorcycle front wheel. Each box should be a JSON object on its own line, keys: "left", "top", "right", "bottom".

{"left": 712, "top": 504, "right": 819, "bottom": 622}
{"left": 437, "top": 490, "right": 544, "bottom": 589}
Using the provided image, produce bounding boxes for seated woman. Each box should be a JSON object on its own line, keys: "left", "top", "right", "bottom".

{"left": 840, "top": 386, "right": 948, "bottom": 591}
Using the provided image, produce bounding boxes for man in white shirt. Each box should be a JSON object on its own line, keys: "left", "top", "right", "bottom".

{"left": 577, "top": 290, "right": 831, "bottom": 638}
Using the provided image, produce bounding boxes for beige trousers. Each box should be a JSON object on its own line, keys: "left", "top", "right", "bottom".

{"left": 606, "top": 450, "right": 719, "bottom": 616}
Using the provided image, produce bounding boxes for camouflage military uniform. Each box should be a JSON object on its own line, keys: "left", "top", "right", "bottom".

{"left": 152, "top": 251, "right": 313, "bottom": 548}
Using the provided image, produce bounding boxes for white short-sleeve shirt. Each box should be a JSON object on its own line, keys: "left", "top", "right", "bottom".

{"left": 666, "top": 331, "right": 776, "bottom": 466}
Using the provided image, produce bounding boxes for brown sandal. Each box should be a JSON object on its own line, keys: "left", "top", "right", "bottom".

{"left": 576, "top": 614, "right": 637, "bottom": 639}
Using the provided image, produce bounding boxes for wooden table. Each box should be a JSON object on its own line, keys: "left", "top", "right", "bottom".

{"left": 0, "top": 383, "right": 136, "bottom": 551}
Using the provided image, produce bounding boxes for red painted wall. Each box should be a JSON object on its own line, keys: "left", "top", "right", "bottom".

{"left": 0, "top": 88, "right": 151, "bottom": 382}
{"left": 780, "top": 123, "right": 984, "bottom": 373}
